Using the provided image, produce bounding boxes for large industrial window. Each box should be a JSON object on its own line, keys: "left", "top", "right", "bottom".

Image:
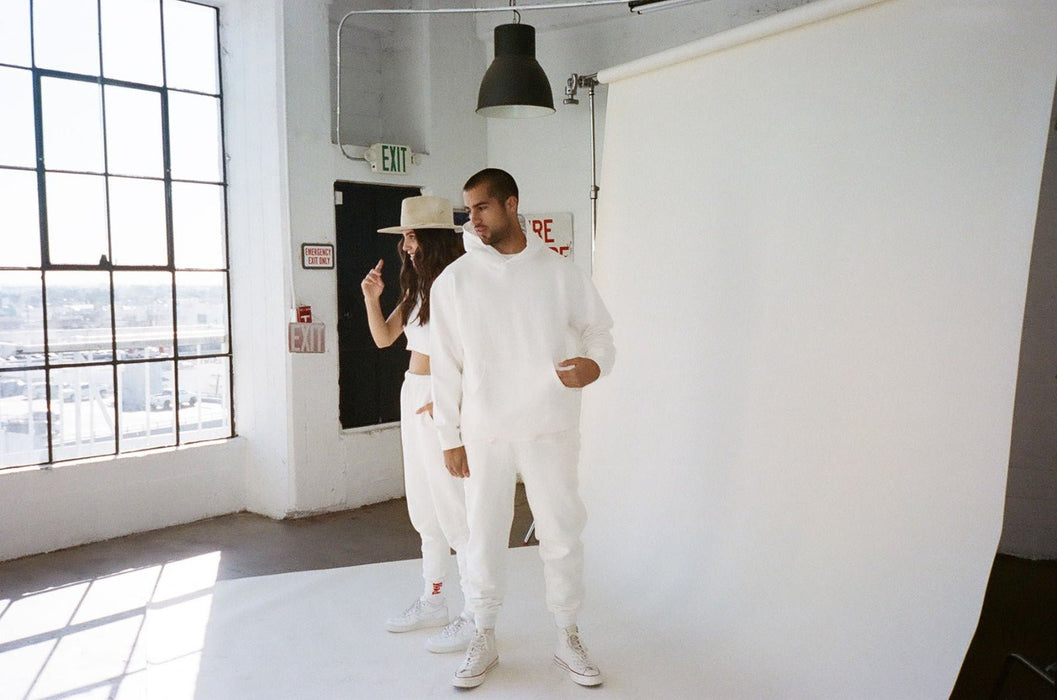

{"left": 0, "top": 0, "right": 233, "bottom": 470}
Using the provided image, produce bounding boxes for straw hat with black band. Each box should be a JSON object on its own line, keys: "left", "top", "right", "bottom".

{"left": 378, "top": 196, "right": 463, "bottom": 234}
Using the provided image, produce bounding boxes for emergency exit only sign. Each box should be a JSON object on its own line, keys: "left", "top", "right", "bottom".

{"left": 301, "top": 243, "right": 334, "bottom": 269}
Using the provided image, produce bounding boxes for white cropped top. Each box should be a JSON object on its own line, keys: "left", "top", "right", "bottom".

{"left": 403, "top": 301, "right": 430, "bottom": 355}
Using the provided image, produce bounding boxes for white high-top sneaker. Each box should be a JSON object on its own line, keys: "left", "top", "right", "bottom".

{"left": 426, "top": 614, "right": 475, "bottom": 653}
{"left": 554, "top": 625, "right": 603, "bottom": 686}
{"left": 385, "top": 597, "right": 448, "bottom": 633}
{"left": 452, "top": 628, "right": 498, "bottom": 688}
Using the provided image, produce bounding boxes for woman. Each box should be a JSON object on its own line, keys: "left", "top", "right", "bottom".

{"left": 361, "top": 195, "right": 473, "bottom": 654}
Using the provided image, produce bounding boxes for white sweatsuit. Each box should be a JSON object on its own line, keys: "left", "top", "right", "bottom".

{"left": 430, "top": 230, "right": 615, "bottom": 629}
{"left": 400, "top": 315, "right": 470, "bottom": 603}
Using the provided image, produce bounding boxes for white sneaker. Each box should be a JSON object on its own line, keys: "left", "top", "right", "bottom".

{"left": 554, "top": 625, "right": 603, "bottom": 686}
{"left": 385, "top": 597, "right": 448, "bottom": 633}
{"left": 452, "top": 628, "right": 498, "bottom": 688}
{"left": 426, "top": 614, "right": 475, "bottom": 653}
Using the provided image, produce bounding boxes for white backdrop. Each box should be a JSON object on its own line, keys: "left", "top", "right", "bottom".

{"left": 580, "top": 0, "right": 1057, "bottom": 696}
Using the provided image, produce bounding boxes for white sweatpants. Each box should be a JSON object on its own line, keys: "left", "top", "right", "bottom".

{"left": 463, "top": 430, "right": 586, "bottom": 630}
{"left": 400, "top": 372, "right": 470, "bottom": 602}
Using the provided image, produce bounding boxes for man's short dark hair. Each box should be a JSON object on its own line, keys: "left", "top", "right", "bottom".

{"left": 463, "top": 168, "right": 519, "bottom": 204}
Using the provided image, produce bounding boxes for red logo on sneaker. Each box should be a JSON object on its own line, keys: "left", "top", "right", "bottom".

{"left": 432, "top": 582, "right": 443, "bottom": 596}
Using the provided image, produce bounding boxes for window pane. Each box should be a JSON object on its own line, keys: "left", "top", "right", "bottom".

{"left": 33, "top": 0, "right": 100, "bottom": 76}
{"left": 118, "top": 360, "right": 175, "bottom": 452}
{"left": 101, "top": 0, "right": 163, "bottom": 86}
{"left": 0, "top": 68, "right": 36, "bottom": 168}
{"left": 172, "top": 182, "right": 224, "bottom": 268}
{"left": 0, "top": 169, "right": 41, "bottom": 267}
{"left": 0, "top": 271, "right": 45, "bottom": 369}
{"left": 0, "top": 367, "right": 50, "bottom": 467}
{"left": 49, "top": 364, "right": 107, "bottom": 403}
{"left": 175, "top": 271, "right": 227, "bottom": 357}
{"left": 51, "top": 363, "right": 116, "bottom": 461}
{"left": 45, "top": 173, "right": 109, "bottom": 265}
{"left": 42, "top": 78, "right": 104, "bottom": 173}
{"left": 114, "top": 271, "right": 173, "bottom": 359}
{"left": 168, "top": 92, "right": 222, "bottom": 182}
{"left": 109, "top": 177, "right": 167, "bottom": 267}
{"left": 45, "top": 271, "right": 113, "bottom": 366}
{"left": 104, "top": 86, "right": 163, "bottom": 178}
{"left": 163, "top": 0, "right": 218, "bottom": 94}
{"left": 0, "top": 1, "right": 32, "bottom": 67}
{"left": 176, "top": 356, "right": 229, "bottom": 443}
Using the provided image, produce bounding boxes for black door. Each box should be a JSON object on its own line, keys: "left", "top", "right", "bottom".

{"left": 334, "top": 182, "right": 421, "bottom": 429}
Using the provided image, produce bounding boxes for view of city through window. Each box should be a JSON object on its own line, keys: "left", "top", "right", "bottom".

{"left": 0, "top": 0, "right": 233, "bottom": 469}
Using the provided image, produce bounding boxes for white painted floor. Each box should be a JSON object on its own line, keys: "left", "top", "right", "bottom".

{"left": 188, "top": 547, "right": 676, "bottom": 699}
{"left": 0, "top": 547, "right": 682, "bottom": 699}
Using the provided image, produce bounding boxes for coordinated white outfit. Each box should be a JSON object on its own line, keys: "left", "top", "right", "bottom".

{"left": 400, "top": 307, "right": 470, "bottom": 600}
{"left": 430, "top": 230, "right": 615, "bottom": 630}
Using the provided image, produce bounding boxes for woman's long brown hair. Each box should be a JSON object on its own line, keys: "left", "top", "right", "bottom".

{"left": 397, "top": 228, "right": 464, "bottom": 327}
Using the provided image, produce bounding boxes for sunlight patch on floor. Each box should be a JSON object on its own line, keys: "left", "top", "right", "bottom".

{"left": 0, "top": 551, "right": 220, "bottom": 700}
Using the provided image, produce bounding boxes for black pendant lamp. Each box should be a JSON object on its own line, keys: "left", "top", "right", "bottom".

{"left": 476, "top": 22, "right": 555, "bottom": 118}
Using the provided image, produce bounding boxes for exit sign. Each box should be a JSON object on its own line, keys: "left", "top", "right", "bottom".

{"left": 366, "top": 143, "right": 412, "bottom": 174}
{"left": 288, "top": 322, "right": 325, "bottom": 353}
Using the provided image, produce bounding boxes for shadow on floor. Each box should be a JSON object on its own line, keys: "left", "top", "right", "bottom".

{"left": 950, "top": 554, "right": 1056, "bottom": 699}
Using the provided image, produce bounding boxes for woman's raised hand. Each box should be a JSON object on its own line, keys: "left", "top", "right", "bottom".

{"left": 361, "top": 259, "right": 385, "bottom": 299}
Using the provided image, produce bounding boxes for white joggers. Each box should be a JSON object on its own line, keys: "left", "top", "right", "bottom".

{"left": 463, "top": 430, "right": 586, "bottom": 630}
{"left": 400, "top": 372, "right": 470, "bottom": 599}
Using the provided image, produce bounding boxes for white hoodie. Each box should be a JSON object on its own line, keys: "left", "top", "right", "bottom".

{"left": 430, "top": 228, "right": 615, "bottom": 450}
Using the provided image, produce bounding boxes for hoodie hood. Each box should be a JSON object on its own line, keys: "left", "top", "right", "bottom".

{"left": 461, "top": 217, "right": 542, "bottom": 266}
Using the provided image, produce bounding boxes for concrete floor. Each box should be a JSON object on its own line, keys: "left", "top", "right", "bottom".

{"left": 0, "top": 484, "right": 1053, "bottom": 698}
{"left": 0, "top": 485, "right": 535, "bottom": 592}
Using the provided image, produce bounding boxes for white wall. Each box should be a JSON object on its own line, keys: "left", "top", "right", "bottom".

{"left": 280, "top": 0, "right": 487, "bottom": 517}
{"left": 581, "top": 0, "right": 1056, "bottom": 695}
{"left": 0, "top": 440, "right": 244, "bottom": 561}
{"left": 334, "top": 13, "right": 428, "bottom": 151}
{"left": 222, "top": 0, "right": 295, "bottom": 520}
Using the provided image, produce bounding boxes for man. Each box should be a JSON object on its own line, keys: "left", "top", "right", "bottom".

{"left": 429, "top": 168, "right": 615, "bottom": 689}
